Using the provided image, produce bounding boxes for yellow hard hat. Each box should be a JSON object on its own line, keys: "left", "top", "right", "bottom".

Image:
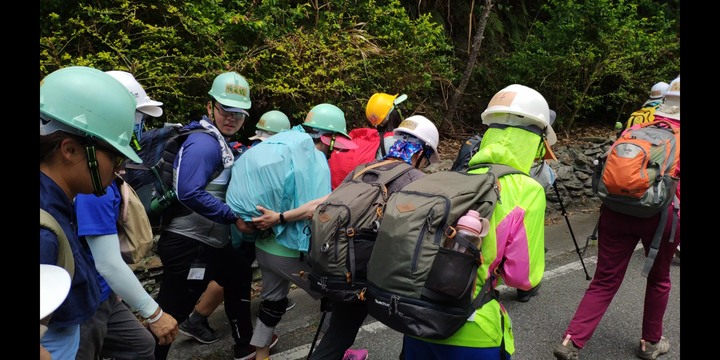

{"left": 365, "top": 93, "right": 407, "bottom": 127}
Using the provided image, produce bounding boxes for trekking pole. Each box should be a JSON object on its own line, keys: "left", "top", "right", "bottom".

{"left": 306, "top": 311, "right": 326, "bottom": 359}
{"left": 307, "top": 297, "right": 331, "bottom": 359}
{"left": 583, "top": 218, "right": 600, "bottom": 257}
{"left": 552, "top": 181, "right": 592, "bottom": 280}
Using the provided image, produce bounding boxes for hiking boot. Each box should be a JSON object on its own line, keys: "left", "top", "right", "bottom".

{"left": 234, "top": 333, "right": 279, "bottom": 360}
{"left": 286, "top": 297, "right": 297, "bottom": 311}
{"left": 343, "top": 348, "right": 369, "bottom": 360}
{"left": 553, "top": 336, "right": 580, "bottom": 360}
{"left": 179, "top": 318, "right": 220, "bottom": 344}
{"left": 636, "top": 336, "right": 669, "bottom": 360}
{"left": 517, "top": 283, "right": 540, "bottom": 302}
{"left": 233, "top": 344, "right": 255, "bottom": 360}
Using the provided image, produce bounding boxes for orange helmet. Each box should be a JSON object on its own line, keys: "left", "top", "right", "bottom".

{"left": 365, "top": 93, "right": 407, "bottom": 127}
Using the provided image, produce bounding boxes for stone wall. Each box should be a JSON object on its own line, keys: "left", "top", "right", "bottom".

{"left": 425, "top": 135, "right": 615, "bottom": 221}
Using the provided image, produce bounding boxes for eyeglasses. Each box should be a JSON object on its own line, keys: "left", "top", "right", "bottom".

{"left": 94, "top": 143, "right": 126, "bottom": 169}
{"left": 214, "top": 104, "right": 247, "bottom": 121}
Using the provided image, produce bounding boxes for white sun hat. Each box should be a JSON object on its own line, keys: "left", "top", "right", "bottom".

{"left": 40, "top": 264, "right": 72, "bottom": 320}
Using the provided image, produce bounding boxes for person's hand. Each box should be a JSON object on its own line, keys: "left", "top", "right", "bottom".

{"left": 147, "top": 311, "right": 179, "bottom": 346}
{"left": 235, "top": 217, "right": 256, "bottom": 234}
{"left": 40, "top": 344, "right": 51, "bottom": 360}
{"left": 252, "top": 205, "right": 280, "bottom": 230}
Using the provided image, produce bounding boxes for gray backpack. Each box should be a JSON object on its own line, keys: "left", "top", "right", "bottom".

{"left": 366, "top": 163, "right": 523, "bottom": 339}
{"left": 308, "top": 159, "right": 413, "bottom": 303}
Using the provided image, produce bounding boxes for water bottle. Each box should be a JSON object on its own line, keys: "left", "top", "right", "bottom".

{"left": 446, "top": 210, "right": 490, "bottom": 254}
{"left": 150, "top": 188, "right": 177, "bottom": 214}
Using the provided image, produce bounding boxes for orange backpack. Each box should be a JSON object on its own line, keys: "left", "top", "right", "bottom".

{"left": 592, "top": 119, "right": 680, "bottom": 276}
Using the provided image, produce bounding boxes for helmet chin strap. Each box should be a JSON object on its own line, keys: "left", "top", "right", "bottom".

{"left": 328, "top": 134, "right": 336, "bottom": 152}
{"left": 83, "top": 142, "right": 107, "bottom": 196}
{"left": 413, "top": 148, "right": 428, "bottom": 169}
{"left": 413, "top": 154, "right": 423, "bottom": 169}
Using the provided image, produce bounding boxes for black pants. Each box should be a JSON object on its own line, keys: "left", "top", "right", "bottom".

{"left": 310, "top": 300, "right": 368, "bottom": 360}
{"left": 153, "top": 231, "right": 256, "bottom": 359}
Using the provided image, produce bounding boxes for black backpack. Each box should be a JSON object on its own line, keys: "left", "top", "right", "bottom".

{"left": 124, "top": 125, "right": 211, "bottom": 231}
{"left": 450, "top": 134, "right": 483, "bottom": 172}
{"left": 308, "top": 159, "right": 414, "bottom": 303}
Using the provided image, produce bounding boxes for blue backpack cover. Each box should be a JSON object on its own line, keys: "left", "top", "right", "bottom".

{"left": 226, "top": 126, "right": 331, "bottom": 250}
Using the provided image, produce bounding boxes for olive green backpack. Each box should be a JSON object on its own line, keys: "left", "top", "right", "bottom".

{"left": 308, "top": 159, "right": 413, "bottom": 303}
{"left": 366, "top": 163, "right": 524, "bottom": 339}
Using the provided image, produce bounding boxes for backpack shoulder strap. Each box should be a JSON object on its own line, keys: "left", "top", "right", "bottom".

{"left": 40, "top": 209, "right": 75, "bottom": 280}
{"left": 176, "top": 127, "right": 215, "bottom": 139}
{"left": 462, "top": 163, "right": 526, "bottom": 225}
{"left": 470, "top": 163, "right": 525, "bottom": 178}
{"left": 352, "top": 159, "right": 411, "bottom": 183}
{"left": 640, "top": 197, "right": 680, "bottom": 278}
{"left": 115, "top": 178, "right": 130, "bottom": 223}
{"left": 377, "top": 129, "right": 388, "bottom": 158}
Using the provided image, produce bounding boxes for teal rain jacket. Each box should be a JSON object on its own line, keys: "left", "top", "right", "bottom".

{"left": 226, "top": 125, "right": 331, "bottom": 251}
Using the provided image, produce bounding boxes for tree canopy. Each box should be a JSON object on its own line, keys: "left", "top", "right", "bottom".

{"left": 40, "top": 0, "right": 680, "bottom": 142}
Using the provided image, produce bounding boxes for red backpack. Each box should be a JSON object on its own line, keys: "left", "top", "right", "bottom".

{"left": 328, "top": 128, "right": 382, "bottom": 189}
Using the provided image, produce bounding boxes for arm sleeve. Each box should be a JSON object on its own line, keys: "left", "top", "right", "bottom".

{"left": 85, "top": 234, "right": 159, "bottom": 318}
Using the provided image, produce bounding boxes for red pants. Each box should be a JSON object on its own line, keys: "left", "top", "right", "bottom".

{"left": 563, "top": 204, "right": 679, "bottom": 348}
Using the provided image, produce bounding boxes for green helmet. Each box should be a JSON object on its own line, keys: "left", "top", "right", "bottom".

{"left": 40, "top": 66, "right": 142, "bottom": 163}
{"left": 207, "top": 71, "right": 251, "bottom": 110}
{"left": 257, "top": 110, "right": 291, "bottom": 133}
{"left": 303, "top": 103, "right": 350, "bottom": 138}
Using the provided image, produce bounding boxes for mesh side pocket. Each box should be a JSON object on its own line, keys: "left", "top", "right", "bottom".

{"left": 422, "top": 247, "right": 477, "bottom": 306}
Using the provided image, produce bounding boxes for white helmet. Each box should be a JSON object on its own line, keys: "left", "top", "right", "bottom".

{"left": 481, "top": 84, "right": 556, "bottom": 145}
{"left": 393, "top": 115, "right": 440, "bottom": 163}
{"left": 664, "top": 76, "right": 680, "bottom": 98}
{"left": 649, "top": 81, "right": 669, "bottom": 100}
{"left": 656, "top": 75, "right": 680, "bottom": 121}
{"left": 106, "top": 70, "right": 163, "bottom": 117}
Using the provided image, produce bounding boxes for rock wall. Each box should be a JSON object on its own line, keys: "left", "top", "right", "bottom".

{"left": 426, "top": 135, "right": 615, "bottom": 221}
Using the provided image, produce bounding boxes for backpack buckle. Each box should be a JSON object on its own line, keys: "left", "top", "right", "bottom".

{"left": 357, "top": 287, "right": 367, "bottom": 301}
{"left": 444, "top": 226, "right": 457, "bottom": 239}
{"left": 346, "top": 228, "right": 356, "bottom": 237}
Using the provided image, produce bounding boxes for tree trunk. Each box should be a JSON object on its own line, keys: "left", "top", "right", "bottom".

{"left": 440, "top": 0, "right": 494, "bottom": 130}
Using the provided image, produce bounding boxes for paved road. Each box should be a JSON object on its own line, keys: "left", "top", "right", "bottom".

{"left": 167, "top": 208, "right": 682, "bottom": 359}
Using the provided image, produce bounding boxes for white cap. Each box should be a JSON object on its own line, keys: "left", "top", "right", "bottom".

{"left": 248, "top": 129, "right": 275, "bottom": 141}
{"left": 40, "top": 264, "right": 71, "bottom": 320}
{"left": 105, "top": 70, "right": 163, "bottom": 117}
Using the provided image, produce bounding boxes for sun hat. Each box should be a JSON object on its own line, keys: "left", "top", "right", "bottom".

{"left": 40, "top": 264, "right": 71, "bottom": 320}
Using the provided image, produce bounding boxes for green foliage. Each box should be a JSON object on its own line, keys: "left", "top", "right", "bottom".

{"left": 40, "top": 0, "right": 455, "bottom": 132}
{"left": 238, "top": 0, "right": 456, "bottom": 129}
{"left": 496, "top": 0, "right": 680, "bottom": 135}
{"left": 40, "top": 0, "right": 239, "bottom": 125}
{"left": 39, "top": 0, "right": 680, "bottom": 139}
